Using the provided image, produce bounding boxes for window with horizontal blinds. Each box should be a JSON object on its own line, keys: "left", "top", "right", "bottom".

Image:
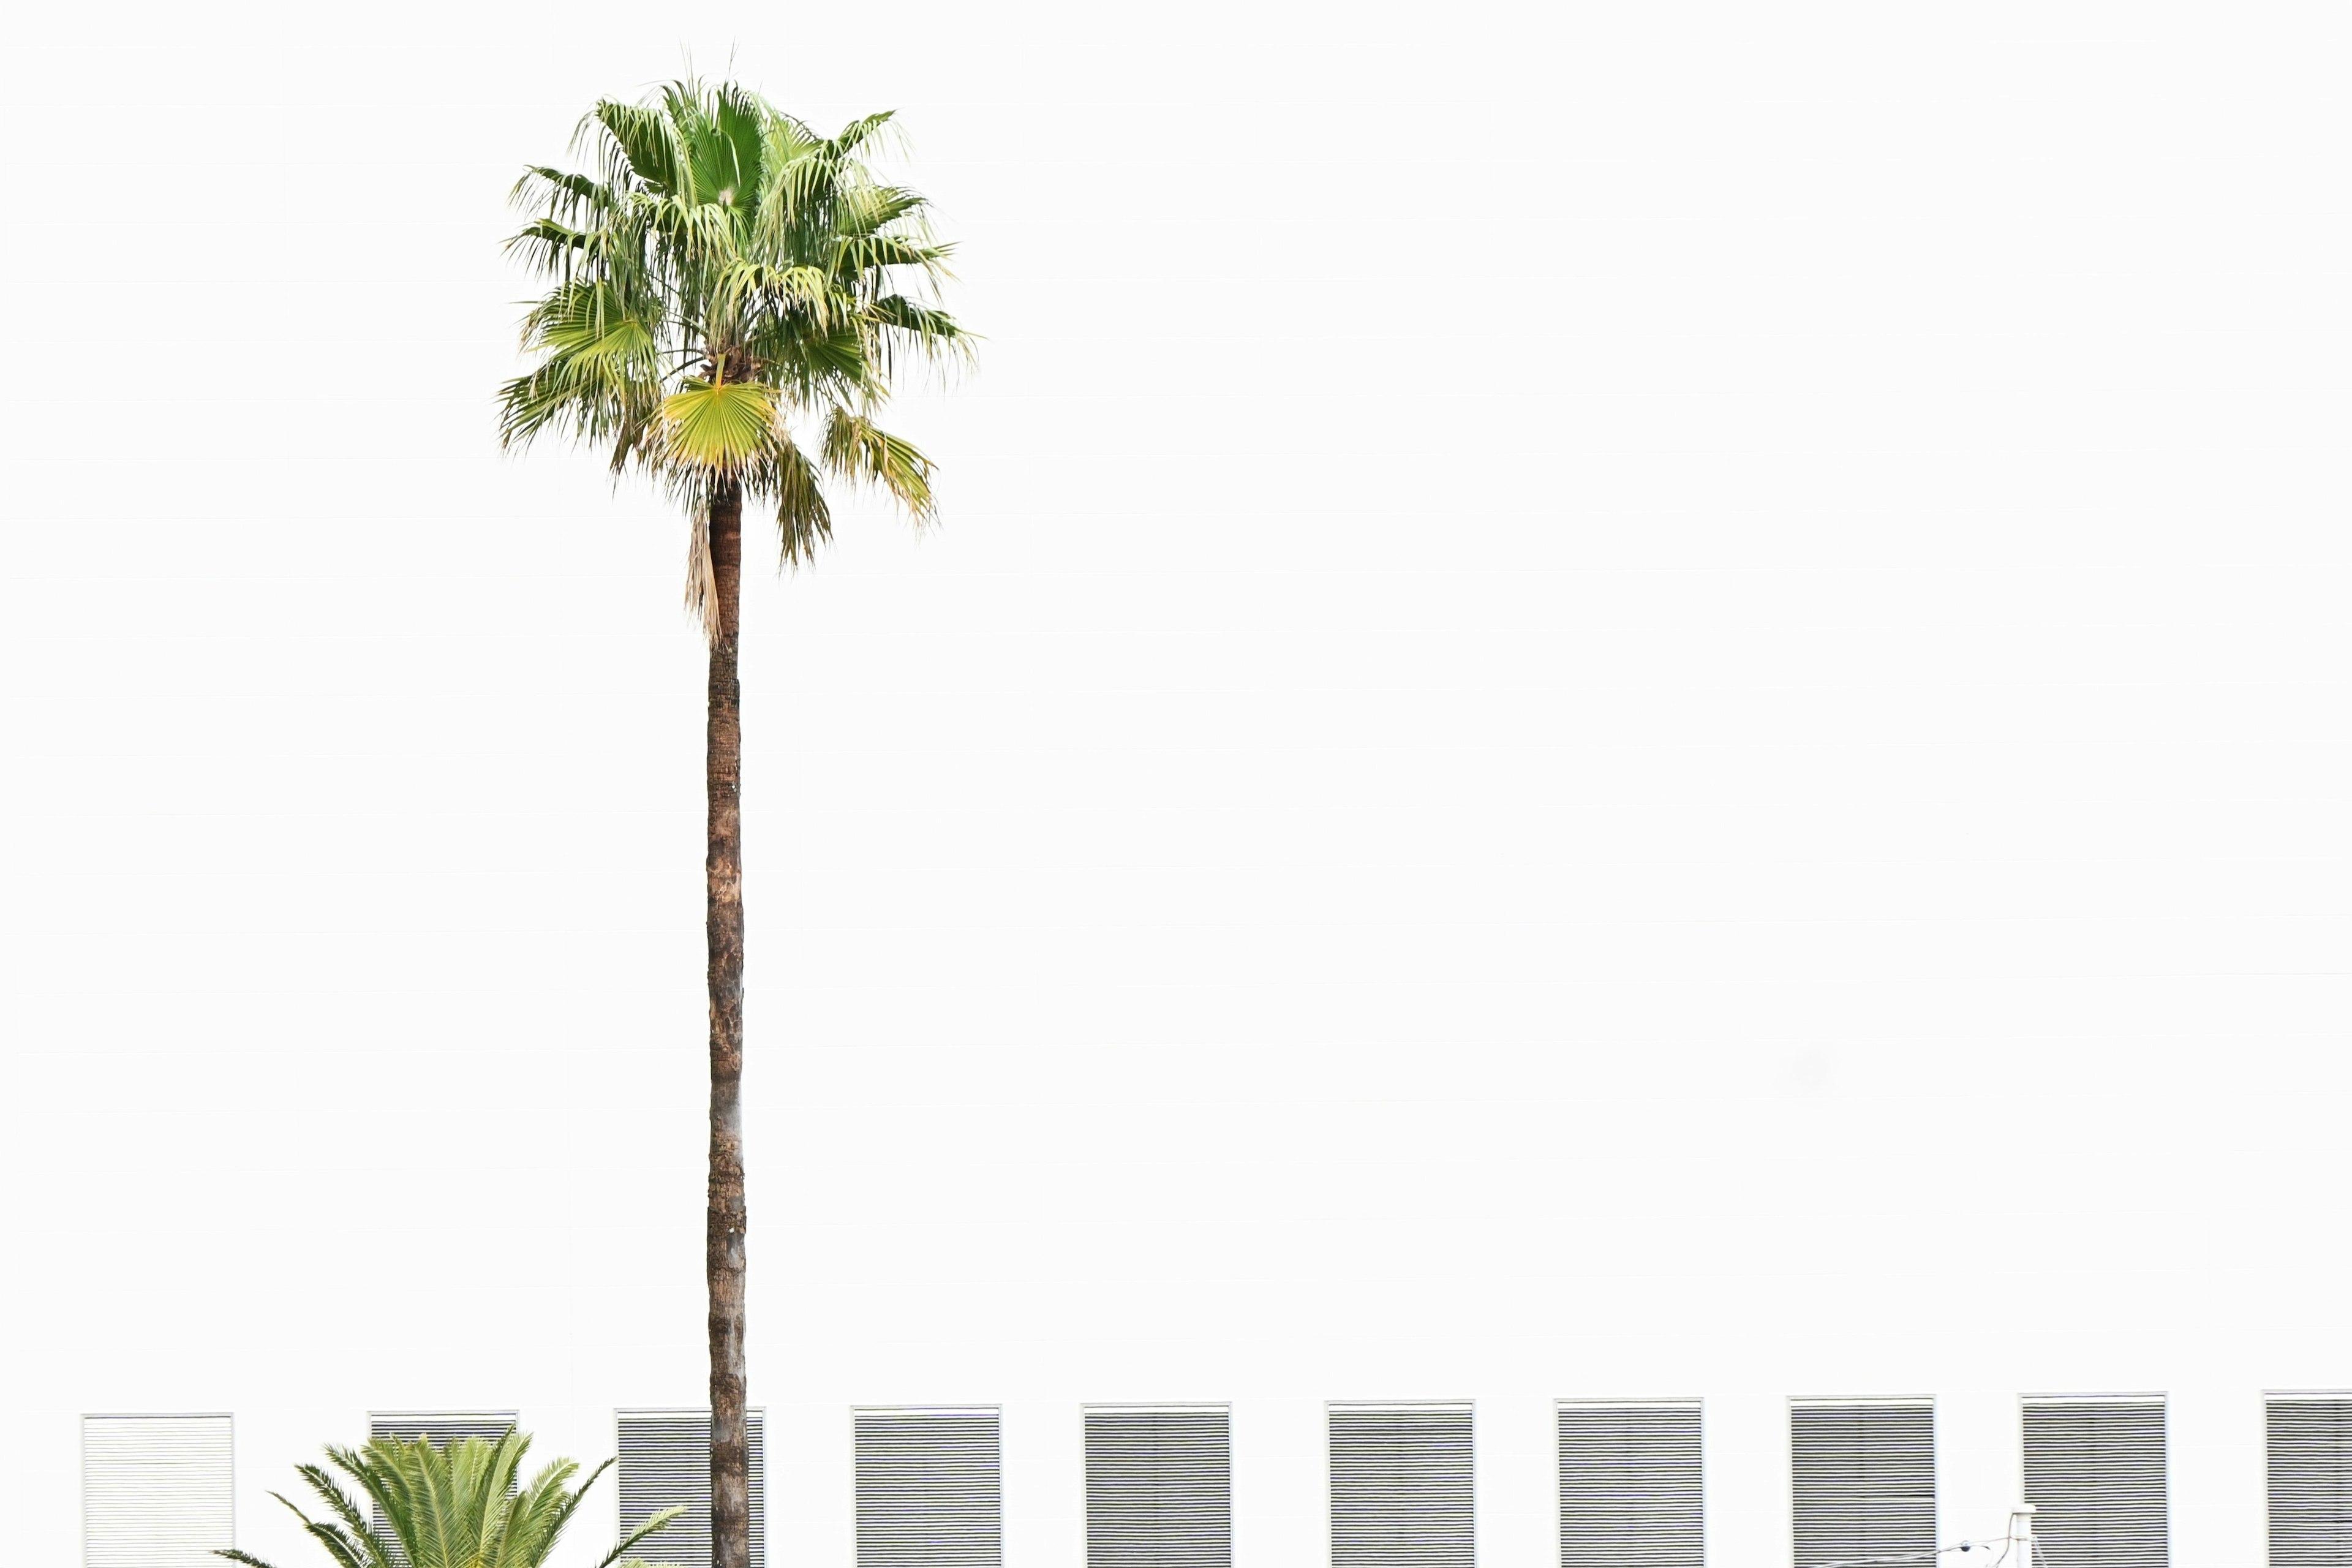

{"left": 1789, "top": 1399, "right": 1935, "bottom": 1568}
{"left": 366, "top": 1411, "right": 518, "bottom": 1561}
{"left": 2268, "top": 1394, "right": 2352, "bottom": 1567}
{"left": 83, "top": 1414, "right": 234, "bottom": 1568}
{"left": 1329, "top": 1401, "right": 1474, "bottom": 1568}
{"left": 2021, "top": 1396, "right": 2167, "bottom": 1568}
{"left": 1557, "top": 1400, "right": 1703, "bottom": 1568}
{"left": 368, "top": 1411, "right": 518, "bottom": 1449}
{"left": 616, "top": 1409, "right": 766, "bottom": 1568}
{"left": 854, "top": 1406, "right": 1003, "bottom": 1568}
{"left": 1085, "top": 1404, "right": 1232, "bottom": 1568}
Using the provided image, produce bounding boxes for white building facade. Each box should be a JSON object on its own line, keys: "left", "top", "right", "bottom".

{"left": 15, "top": 0, "right": 2352, "bottom": 1564}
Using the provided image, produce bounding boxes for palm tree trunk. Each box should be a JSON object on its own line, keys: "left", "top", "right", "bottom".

{"left": 706, "top": 478, "right": 751, "bottom": 1568}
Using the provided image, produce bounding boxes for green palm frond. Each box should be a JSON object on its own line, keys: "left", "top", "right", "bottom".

{"left": 822, "top": 409, "right": 937, "bottom": 523}
{"left": 221, "top": 1433, "right": 666, "bottom": 1568}
{"left": 760, "top": 320, "right": 878, "bottom": 403}
{"left": 505, "top": 218, "right": 587, "bottom": 274}
{"left": 829, "top": 110, "right": 900, "bottom": 156}
{"left": 589, "top": 100, "right": 685, "bottom": 195}
{"left": 685, "top": 80, "right": 768, "bottom": 206}
{"left": 834, "top": 183, "right": 927, "bottom": 240}
{"left": 661, "top": 379, "right": 781, "bottom": 473}
{"left": 867, "top": 295, "right": 973, "bottom": 377}
{"left": 774, "top": 435, "right": 834, "bottom": 566}
{"left": 287, "top": 1461, "right": 387, "bottom": 1566}
{"left": 511, "top": 167, "right": 611, "bottom": 221}
{"left": 597, "top": 1505, "right": 687, "bottom": 1568}
{"left": 712, "top": 260, "right": 836, "bottom": 328}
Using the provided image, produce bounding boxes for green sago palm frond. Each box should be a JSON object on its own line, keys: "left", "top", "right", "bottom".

{"left": 218, "top": 1432, "right": 682, "bottom": 1568}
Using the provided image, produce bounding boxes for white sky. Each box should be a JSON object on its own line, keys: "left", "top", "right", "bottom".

{"left": 5, "top": 1, "right": 2349, "bottom": 1564}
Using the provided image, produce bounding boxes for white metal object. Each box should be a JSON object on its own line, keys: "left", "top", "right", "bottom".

{"left": 1555, "top": 1398, "right": 1703, "bottom": 1568}
{"left": 1789, "top": 1398, "right": 1937, "bottom": 1568}
{"left": 1083, "top": 1403, "right": 1232, "bottom": 1567}
{"left": 81, "top": 1414, "right": 234, "bottom": 1568}
{"left": 2021, "top": 1394, "right": 2168, "bottom": 1568}
{"left": 1327, "top": 1401, "right": 1475, "bottom": 1567}
{"left": 2264, "top": 1391, "right": 2352, "bottom": 1567}
{"left": 852, "top": 1404, "right": 1002, "bottom": 1568}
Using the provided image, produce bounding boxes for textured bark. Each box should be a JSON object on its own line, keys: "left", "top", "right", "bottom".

{"left": 706, "top": 478, "right": 751, "bottom": 1568}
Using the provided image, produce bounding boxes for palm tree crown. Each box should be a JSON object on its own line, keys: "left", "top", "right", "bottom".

{"left": 499, "top": 79, "right": 969, "bottom": 623}
{"left": 218, "top": 1431, "right": 679, "bottom": 1568}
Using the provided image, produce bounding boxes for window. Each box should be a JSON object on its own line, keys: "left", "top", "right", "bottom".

{"left": 2268, "top": 1393, "right": 2352, "bottom": 1566}
{"left": 2021, "top": 1395, "right": 2166, "bottom": 1568}
{"left": 854, "top": 1406, "right": 1002, "bottom": 1568}
{"left": 616, "top": 1409, "right": 766, "bottom": 1568}
{"left": 1789, "top": 1399, "right": 1935, "bottom": 1568}
{"left": 1329, "top": 1401, "right": 1474, "bottom": 1567}
{"left": 368, "top": 1411, "right": 518, "bottom": 1449}
{"left": 1557, "top": 1400, "right": 1703, "bottom": 1568}
{"left": 1084, "top": 1404, "right": 1232, "bottom": 1567}
{"left": 83, "top": 1414, "right": 233, "bottom": 1568}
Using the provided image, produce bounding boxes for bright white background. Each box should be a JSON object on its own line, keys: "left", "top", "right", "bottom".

{"left": 4, "top": 0, "right": 2347, "bottom": 1563}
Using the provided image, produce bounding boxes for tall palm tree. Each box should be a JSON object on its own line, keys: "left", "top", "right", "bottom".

{"left": 498, "top": 80, "right": 968, "bottom": 1568}
{"left": 217, "top": 1431, "right": 678, "bottom": 1568}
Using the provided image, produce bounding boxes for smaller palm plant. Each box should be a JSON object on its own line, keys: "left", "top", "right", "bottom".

{"left": 218, "top": 1430, "right": 677, "bottom": 1568}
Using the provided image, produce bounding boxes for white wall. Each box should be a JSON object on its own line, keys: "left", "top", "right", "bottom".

{"left": 4, "top": 0, "right": 2347, "bottom": 1563}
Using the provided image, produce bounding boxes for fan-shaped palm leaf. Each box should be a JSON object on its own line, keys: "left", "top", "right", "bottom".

{"left": 662, "top": 379, "right": 782, "bottom": 473}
